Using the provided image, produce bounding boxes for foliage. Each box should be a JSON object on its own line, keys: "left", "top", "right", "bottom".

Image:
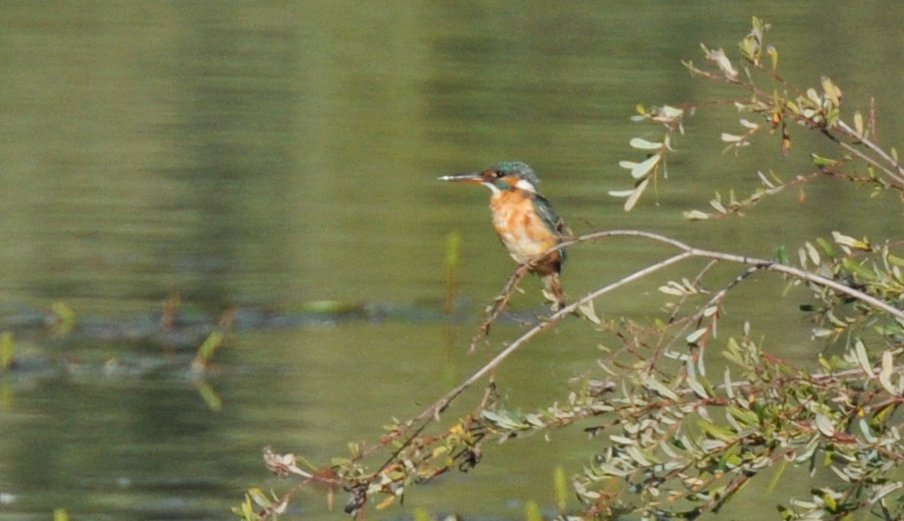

{"left": 235, "top": 18, "right": 904, "bottom": 521}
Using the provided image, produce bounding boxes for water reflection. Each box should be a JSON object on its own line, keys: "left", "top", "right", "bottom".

{"left": 1, "top": 2, "right": 904, "bottom": 519}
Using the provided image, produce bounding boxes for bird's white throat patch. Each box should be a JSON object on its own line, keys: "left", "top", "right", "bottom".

{"left": 514, "top": 178, "right": 537, "bottom": 193}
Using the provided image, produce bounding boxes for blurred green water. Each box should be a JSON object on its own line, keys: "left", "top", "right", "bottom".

{"left": 0, "top": 2, "right": 903, "bottom": 519}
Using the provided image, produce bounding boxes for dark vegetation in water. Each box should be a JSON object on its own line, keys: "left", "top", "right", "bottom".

{"left": 0, "top": 297, "right": 474, "bottom": 382}
{"left": 235, "top": 19, "right": 904, "bottom": 521}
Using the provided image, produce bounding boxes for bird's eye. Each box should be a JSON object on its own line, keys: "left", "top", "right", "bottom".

{"left": 493, "top": 170, "right": 505, "bottom": 178}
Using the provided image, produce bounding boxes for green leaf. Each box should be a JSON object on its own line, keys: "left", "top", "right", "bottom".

{"left": 194, "top": 330, "right": 225, "bottom": 368}
{"left": 815, "top": 237, "right": 835, "bottom": 257}
{"left": 686, "top": 327, "right": 707, "bottom": 344}
{"left": 642, "top": 373, "right": 679, "bottom": 401}
{"left": 811, "top": 154, "right": 838, "bottom": 167}
{"left": 683, "top": 210, "right": 711, "bottom": 221}
{"left": 842, "top": 257, "right": 875, "bottom": 280}
{"left": 524, "top": 501, "right": 543, "bottom": 521}
{"left": 629, "top": 137, "right": 664, "bottom": 150}
{"left": 686, "top": 375, "right": 709, "bottom": 399}
{"left": 630, "top": 153, "right": 661, "bottom": 179}
{"left": 697, "top": 419, "right": 736, "bottom": 443}
{"left": 577, "top": 299, "right": 601, "bottom": 324}
{"left": 775, "top": 244, "right": 789, "bottom": 264}
{"left": 623, "top": 177, "right": 650, "bottom": 211}
{"left": 832, "top": 231, "right": 871, "bottom": 251}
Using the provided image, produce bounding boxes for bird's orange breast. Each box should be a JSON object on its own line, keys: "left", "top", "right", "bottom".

{"left": 489, "top": 190, "right": 562, "bottom": 275}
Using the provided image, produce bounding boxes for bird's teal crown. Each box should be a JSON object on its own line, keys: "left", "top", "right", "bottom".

{"left": 491, "top": 161, "right": 540, "bottom": 187}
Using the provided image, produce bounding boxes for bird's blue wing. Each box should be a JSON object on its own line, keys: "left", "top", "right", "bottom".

{"left": 533, "top": 194, "right": 567, "bottom": 263}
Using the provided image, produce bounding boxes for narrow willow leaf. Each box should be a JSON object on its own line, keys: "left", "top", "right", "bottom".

{"left": 830, "top": 465, "right": 851, "bottom": 482}
{"left": 783, "top": 102, "right": 802, "bottom": 120}
{"left": 525, "top": 414, "right": 546, "bottom": 427}
{"left": 249, "top": 488, "right": 272, "bottom": 508}
{"left": 878, "top": 350, "right": 897, "bottom": 394}
{"left": 727, "top": 406, "right": 759, "bottom": 426}
{"left": 806, "top": 87, "right": 821, "bottom": 105}
{"left": 629, "top": 137, "right": 664, "bottom": 150}
{"left": 683, "top": 210, "right": 710, "bottom": 221}
{"left": 825, "top": 311, "right": 849, "bottom": 328}
{"left": 842, "top": 257, "right": 876, "bottom": 280}
{"left": 619, "top": 160, "right": 638, "bottom": 169}
{"left": 660, "top": 105, "right": 684, "bottom": 118}
{"left": 686, "top": 375, "right": 709, "bottom": 399}
{"left": 524, "top": 501, "right": 543, "bottom": 521}
{"left": 577, "top": 300, "right": 601, "bottom": 325}
{"left": 854, "top": 340, "right": 876, "bottom": 378}
{"left": 609, "top": 434, "right": 636, "bottom": 445}
{"left": 811, "top": 154, "right": 838, "bottom": 167}
{"left": 815, "top": 237, "right": 835, "bottom": 257}
{"left": 710, "top": 48, "right": 738, "bottom": 78}
{"left": 686, "top": 327, "right": 707, "bottom": 344}
{"left": 724, "top": 411, "right": 742, "bottom": 434}
{"left": 194, "top": 330, "right": 225, "bottom": 366}
{"left": 814, "top": 414, "right": 835, "bottom": 437}
{"left": 623, "top": 177, "right": 650, "bottom": 211}
{"left": 659, "top": 283, "right": 686, "bottom": 296}
{"left": 812, "top": 328, "right": 836, "bottom": 338}
{"left": 804, "top": 242, "right": 821, "bottom": 265}
{"left": 821, "top": 76, "right": 841, "bottom": 105}
{"left": 710, "top": 198, "right": 727, "bottom": 214}
{"left": 642, "top": 374, "right": 679, "bottom": 401}
{"left": 697, "top": 419, "right": 736, "bottom": 443}
{"left": 869, "top": 482, "right": 903, "bottom": 505}
{"left": 858, "top": 418, "right": 878, "bottom": 443}
{"left": 832, "top": 230, "right": 870, "bottom": 250}
{"left": 721, "top": 133, "right": 744, "bottom": 143}
{"left": 854, "top": 111, "right": 864, "bottom": 135}
{"left": 724, "top": 368, "right": 735, "bottom": 399}
{"left": 597, "top": 462, "right": 631, "bottom": 477}
{"left": 659, "top": 440, "right": 679, "bottom": 458}
{"left": 775, "top": 245, "right": 789, "bottom": 264}
{"left": 630, "top": 153, "right": 660, "bottom": 179}
{"left": 757, "top": 171, "right": 776, "bottom": 188}
{"left": 625, "top": 445, "right": 653, "bottom": 467}
{"left": 553, "top": 467, "right": 568, "bottom": 514}
{"left": 608, "top": 189, "right": 635, "bottom": 198}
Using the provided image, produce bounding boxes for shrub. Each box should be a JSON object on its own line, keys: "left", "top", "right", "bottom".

{"left": 236, "top": 18, "right": 904, "bottom": 521}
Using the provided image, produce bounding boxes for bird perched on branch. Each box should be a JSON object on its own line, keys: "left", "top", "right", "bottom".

{"left": 439, "top": 161, "right": 568, "bottom": 310}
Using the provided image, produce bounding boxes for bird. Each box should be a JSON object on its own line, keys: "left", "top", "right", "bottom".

{"left": 439, "top": 161, "right": 567, "bottom": 310}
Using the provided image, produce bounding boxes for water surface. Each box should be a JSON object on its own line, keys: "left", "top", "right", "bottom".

{"left": 1, "top": 2, "right": 903, "bottom": 519}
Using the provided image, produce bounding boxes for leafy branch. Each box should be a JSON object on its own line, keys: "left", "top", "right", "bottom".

{"left": 613, "top": 16, "right": 904, "bottom": 215}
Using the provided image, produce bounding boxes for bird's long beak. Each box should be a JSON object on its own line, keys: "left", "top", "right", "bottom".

{"left": 437, "top": 173, "right": 483, "bottom": 184}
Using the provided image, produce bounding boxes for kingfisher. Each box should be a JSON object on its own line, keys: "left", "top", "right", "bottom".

{"left": 439, "top": 161, "right": 567, "bottom": 310}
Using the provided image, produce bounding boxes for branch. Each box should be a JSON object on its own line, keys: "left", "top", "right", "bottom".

{"left": 559, "top": 230, "right": 904, "bottom": 322}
